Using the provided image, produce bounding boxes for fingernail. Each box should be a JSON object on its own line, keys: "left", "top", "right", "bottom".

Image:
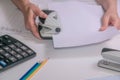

{"left": 36, "top": 34, "right": 41, "bottom": 39}
{"left": 99, "top": 26, "right": 106, "bottom": 31}
{"left": 99, "top": 28, "right": 104, "bottom": 31}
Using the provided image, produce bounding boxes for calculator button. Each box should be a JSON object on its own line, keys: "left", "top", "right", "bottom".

{"left": 0, "top": 55, "right": 4, "bottom": 59}
{"left": 4, "top": 35, "right": 9, "bottom": 38}
{"left": 3, "top": 53, "right": 11, "bottom": 58}
{"left": 0, "top": 49, "right": 5, "bottom": 53}
{"left": 0, "top": 43, "right": 4, "bottom": 47}
{"left": 4, "top": 35, "right": 9, "bottom": 39}
{"left": 26, "top": 50, "right": 34, "bottom": 55}
{"left": 0, "top": 51, "right": 6, "bottom": 55}
{"left": 15, "top": 54, "right": 23, "bottom": 60}
{"left": 3, "top": 36, "right": 12, "bottom": 42}
{"left": 0, "top": 60, "right": 7, "bottom": 67}
{"left": 9, "top": 44, "right": 17, "bottom": 49}
{"left": 21, "top": 52, "right": 28, "bottom": 57}
{"left": 3, "top": 46, "right": 11, "bottom": 51}
{"left": 15, "top": 48, "right": 22, "bottom": 52}
{"left": 4, "top": 59, "right": 11, "bottom": 64}
{"left": 8, "top": 57, "right": 17, "bottom": 62}
{"left": 14, "top": 42, "right": 23, "bottom": 47}
{"left": 8, "top": 39, "right": 12, "bottom": 42}
{"left": 21, "top": 46, "right": 28, "bottom": 50}
{"left": 0, "top": 38, "right": 3, "bottom": 41}
{"left": 9, "top": 50, "right": 17, "bottom": 55}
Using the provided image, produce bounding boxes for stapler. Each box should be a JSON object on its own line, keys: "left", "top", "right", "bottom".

{"left": 98, "top": 48, "right": 120, "bottom": 72}
{"left": 36, "top": 10, "right": 61, "bottom": 39}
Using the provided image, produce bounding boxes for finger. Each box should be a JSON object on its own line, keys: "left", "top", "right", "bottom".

{"left": 36, "top": 9, "right": 47, "bottom": 18}
{"left": 30, "top": 4, "right": 47, "bottom": 18}
{"left": 114, "top": 20, "right": 120, "bottom": 30}
{"left": 26, "top": 9, "right": 41, "bottom": 39}
{"left": 29, "top": 20, "right": 41, "bottom": 39}
{"left": 99, "top": 16, "right": 109, "bottom": 31}
{"left": 28, "top": 18, "right": 41, "bottom": 39}
{"left": 24, "top": 8, "right": 33, "bottom": 30}
{"left": 111, "top": 20, "right": 118, "bottom": 28}
{"left": 111, "top": 18, "right": 120, "bottom": 30}
{"left": 117, "top": 21, "right": 120, "bottom": 30}
{"left": 118, "top": 24, "right": 120, "bottom": 30}
{"left": 25, "top": 21, "right": 30, "bottom": 30}
{"left": 30, "top": 24, "right": 41, "bottom": 39}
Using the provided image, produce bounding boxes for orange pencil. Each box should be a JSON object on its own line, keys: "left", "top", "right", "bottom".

{"left": 26, "top": 59, "right": 48, "bottom": 80}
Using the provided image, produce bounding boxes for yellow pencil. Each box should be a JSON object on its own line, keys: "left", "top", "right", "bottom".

{"left": 26, "top": 59, "right": 48, "bottom": 80}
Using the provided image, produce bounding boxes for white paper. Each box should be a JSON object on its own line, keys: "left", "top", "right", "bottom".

{"left": 48, "top": 1, "right": 119, "bottom": 48}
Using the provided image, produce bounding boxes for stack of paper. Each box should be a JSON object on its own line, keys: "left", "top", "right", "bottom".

{"left": 48, "top": 1, "right": 119, "bottom": 48}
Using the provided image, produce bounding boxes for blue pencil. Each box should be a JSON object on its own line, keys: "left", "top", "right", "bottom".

{"left": 20, "top": 62, "right": 40, "bottom": 80}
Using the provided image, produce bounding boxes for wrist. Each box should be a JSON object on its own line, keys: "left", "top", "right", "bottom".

{"left": 104, "top": 4, "right": 117, "bottom": 12}
{"left": 106, "top": 6, "right": 117, "bottom": 14}
{"left": 19, "top": 0, "right": 30, "bottom": 14}
{"left": 11, "top": 0, "right": 30, "bottom": 13}
{"left": 96, "top": 0, "right": 117, "bottom": 12}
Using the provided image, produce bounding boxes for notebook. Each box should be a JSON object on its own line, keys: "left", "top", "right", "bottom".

{"left": 48, "top": 1, "right": 119, "bottom": 48}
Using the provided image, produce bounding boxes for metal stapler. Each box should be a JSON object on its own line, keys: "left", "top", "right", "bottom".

{"left": 98, "top": 48, "right": 120, "bottom": 72}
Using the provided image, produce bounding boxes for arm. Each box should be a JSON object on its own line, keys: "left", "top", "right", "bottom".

{"left": 97, "top": 0, "right": 117, "bottom": 11}
{"left": 11, "top": 0, "right": 47, "bottom": 39}
{"left": 11, "top": 0, "right": 29, "bottom": 13}
{"left": 96, "top": 0, "right": 120, "bottom": 31}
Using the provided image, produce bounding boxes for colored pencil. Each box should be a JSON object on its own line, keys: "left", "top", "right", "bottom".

{"left": 26, "top": 59, "right": 48, "bottom": 80}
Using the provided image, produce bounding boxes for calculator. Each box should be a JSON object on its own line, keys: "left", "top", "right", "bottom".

{"left": 0, "top": 35, "right": 36, "bottom": 72}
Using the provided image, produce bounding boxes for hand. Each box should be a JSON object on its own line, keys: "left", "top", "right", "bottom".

{"left": 99, "top": 9, "right": 120, "bottom": 31}
{"left": 22, "top": 2, "right": 47, "bottom": 39}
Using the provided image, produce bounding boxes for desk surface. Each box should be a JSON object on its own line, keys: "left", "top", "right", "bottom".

{"left": 0, "top": 0, "right": 120, "bottom": 80}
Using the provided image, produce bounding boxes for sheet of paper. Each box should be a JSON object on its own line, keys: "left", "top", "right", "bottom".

{"left": 48, "top": 1, "right": 119, "bottom": 48}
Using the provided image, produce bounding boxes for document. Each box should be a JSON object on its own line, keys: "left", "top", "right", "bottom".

{"left": 48, "top": 1, "right": 119, "bottom": 48}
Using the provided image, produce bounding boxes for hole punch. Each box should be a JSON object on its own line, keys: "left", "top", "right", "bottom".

{"left": 37, "top": 10, "right": 61, "bottom": 39}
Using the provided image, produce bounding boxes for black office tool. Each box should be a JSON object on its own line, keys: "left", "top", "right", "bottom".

{"left": 0, "top": 35, "right": 36, "bottom": 72}
{"left": 98, "top": 48, "right": 120, "bottom": 72}
{"left": 37, "top": 10, "right": 61, "bottom": 39}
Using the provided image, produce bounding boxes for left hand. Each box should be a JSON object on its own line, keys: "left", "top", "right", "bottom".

{"left": 99, "top": 9, "right": 120, "bottom": 31}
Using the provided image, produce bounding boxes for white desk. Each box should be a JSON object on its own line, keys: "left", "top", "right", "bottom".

{"left": 0, "top": 0, "right": 120, "bottom": 80}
